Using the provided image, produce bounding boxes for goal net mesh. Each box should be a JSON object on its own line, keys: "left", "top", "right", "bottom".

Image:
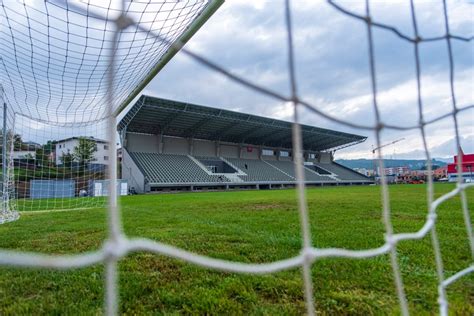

{"left": 0, "top": 0, "right": 472, "bottom": 315}
{"left": 9, "top": 113, "right": 108, "bottom": 211}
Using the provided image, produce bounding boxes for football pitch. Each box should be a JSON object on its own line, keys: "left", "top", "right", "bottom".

{"left": 0, "top": 184, "right": 472, "bottom": 314}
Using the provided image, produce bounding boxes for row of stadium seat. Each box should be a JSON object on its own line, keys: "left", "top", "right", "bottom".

{"left": 129, "top": 152, "right": 369, "bottom": 184}
{"left": 129, "top": 152, "right": 224, "bottom": 184}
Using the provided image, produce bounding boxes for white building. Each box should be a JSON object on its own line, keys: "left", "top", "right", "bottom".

{"left": 377, "top": 166, "right": 410, "bottom": 176}
{"left": 12, "top": 142, "right": 41, "bottom": 160}
{"left": 55, "top": 137, "right": 110, "bottom": 166}
{"left": 353, "top": 168, "right": 375, "bottom": 177}
{"left": 12, "top": 150, "right": 36, "bottom": 160}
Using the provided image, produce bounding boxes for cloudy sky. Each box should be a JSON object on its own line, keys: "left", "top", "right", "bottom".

{"left": 143, "top": 0, "right": 473, "bottom": 160}
{"left": 2, "top": 1, "right": 471, "bottom": 160}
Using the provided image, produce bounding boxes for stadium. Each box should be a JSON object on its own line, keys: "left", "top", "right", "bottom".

{"left": 0, "top": 1, "right": 472, "bottom": 315}
{"left": 119, "top": 95, "right": 371, "bottom": 193}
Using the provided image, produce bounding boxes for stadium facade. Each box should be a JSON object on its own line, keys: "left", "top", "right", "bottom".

{"left": 118, "top": 96, "right": 372, "bottom": 193}
{"left": 447, "top": 149, "right": 474, "bottom": 182}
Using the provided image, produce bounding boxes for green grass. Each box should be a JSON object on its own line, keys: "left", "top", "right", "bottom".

{"left": 0, "top": 184, "right": 472, "bottom": 314}
{"left": 16, "top": 196, "right": 106, "bottom": 212}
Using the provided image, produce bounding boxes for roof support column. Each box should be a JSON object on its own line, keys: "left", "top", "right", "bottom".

{"left": 189, "top": 138, "right": 194, "bottom": 156}
{"left": 238, "top": 144, "right": 242, "bottom": 159}
{"left": 258, "top": 146, "right": 262, "bottom": 160}
{"left": 158, "top": 133, "right": 164, "bottom": 154}
{"left": 215, "top": 141, "right": 221, "bottom": 157}
{"left": 276, "top": 149, "right": 281, "bottom": 161}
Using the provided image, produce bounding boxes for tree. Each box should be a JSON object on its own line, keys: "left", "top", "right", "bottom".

{"left": 23, "top": 153, "right": 35, "bottom": 166}
{"left": 43, "top": 140, "right": 55, "bottom": 155}
{"left": 35, "top": 148, "right": 49, "bottom": 167}
{"left": 60, "top": 151, "right": 74, "bottom": 167}
{"left": 0, "top": 130, "right": 23, "bottom": 152}
{"left": 35, "top": 140, "right": 55, "bottom": 167}
{"left": 73, "top": 137, "right": 97, "bottom": 167}
{"left": 13, "top": 134, "right": 24, "bottom": 150}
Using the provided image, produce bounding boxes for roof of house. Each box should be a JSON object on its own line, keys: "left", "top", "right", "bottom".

{"left": 56, "top": 137, "right": 107, "bottom": 144}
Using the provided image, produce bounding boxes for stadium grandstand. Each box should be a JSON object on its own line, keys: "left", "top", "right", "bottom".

{"left": 119, "top": 96, "right": 372, "bottom": 193}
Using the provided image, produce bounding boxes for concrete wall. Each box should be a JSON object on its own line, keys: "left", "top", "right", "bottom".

{"left": 193, "top": 139, "right": 216, "bottom": 157}
{"left": 240, "top": 145, "right": 259, "bottom": 159}
{"left": 163, "top": 136, "right": 188, "bottom": 155}
{"left": 122, "top": 148, "right": 145, "bottom": 193}
{"left": 125, "top": 132, "right": 327, "bottom": 164}
{"left": 126, "top": 133, "right": 159, "bottom": 153}
{"left": 319, "top": 152, "right": 332, "bottom": 163}
{"left": 220, "top": 144, "right": 239, "bottom": 158}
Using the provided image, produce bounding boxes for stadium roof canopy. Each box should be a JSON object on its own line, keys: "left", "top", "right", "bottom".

{"left": 118, "top": 96, "right": 367, "bottom": 152}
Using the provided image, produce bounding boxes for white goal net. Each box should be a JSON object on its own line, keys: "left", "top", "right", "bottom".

{"left": 0, "top": 0, "right": 472, "bottom": 315}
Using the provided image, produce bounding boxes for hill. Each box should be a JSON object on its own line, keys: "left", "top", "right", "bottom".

{"left": 336, "top": 158, "right": 448, "bottom": 170}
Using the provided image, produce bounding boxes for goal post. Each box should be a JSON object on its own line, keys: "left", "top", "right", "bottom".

{"left": 0, "top": 98, "right": 19, "bottom": 223}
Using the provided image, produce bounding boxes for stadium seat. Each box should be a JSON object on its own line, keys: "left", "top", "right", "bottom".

{"left": 224, "top": 157, "right": 293, "bottom": 182}
{"left": 129, "top": 152, "right": 224, "bottom": 184}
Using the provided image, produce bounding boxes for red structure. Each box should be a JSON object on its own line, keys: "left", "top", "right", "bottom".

{"left": 447, "top": 148, "right": 474, "bottom": 182}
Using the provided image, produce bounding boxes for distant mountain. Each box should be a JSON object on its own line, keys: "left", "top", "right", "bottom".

{"left": 335, "top": 159, "right": 448, "bottom": 170}
{"left": 432, "top": 157, "right": 453, "bottom": 164}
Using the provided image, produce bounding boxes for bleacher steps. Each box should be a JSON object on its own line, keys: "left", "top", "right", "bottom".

{"left": 219, "top": 157, "right": 247, "bottom": 176}
{"left": 304, "top": 164, "right": 340, "bottom": 182}
{"left": 262, "top": 160, "right": 295, "bottom": 180}
{"left": 187, "top": 155, "right": 214, "bottom": 175}
{"left": 188, "top": 156, "right": 245, "bottom": 182}
{"left": 224, "top": 174, "right": 244, "bottom": 183}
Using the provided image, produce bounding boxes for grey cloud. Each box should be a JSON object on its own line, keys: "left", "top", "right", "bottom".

{"left": 147, "top": 1, "right": 473, "bottom": 159}
{"left": 394, "top": 135, "right": 474, "bottom": 159}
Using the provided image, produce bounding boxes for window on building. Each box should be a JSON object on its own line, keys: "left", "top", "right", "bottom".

{"left": 262, "top": 149, "right": 274, "bottom": 156}
{"left": 280, "top": 151, "right": 289, "bottom": 157}
{"left": 104, "top": 144, "right": 109, "bottom": 150}
{"left": 104, "top": 156, "right": 109, "bottom": 161}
